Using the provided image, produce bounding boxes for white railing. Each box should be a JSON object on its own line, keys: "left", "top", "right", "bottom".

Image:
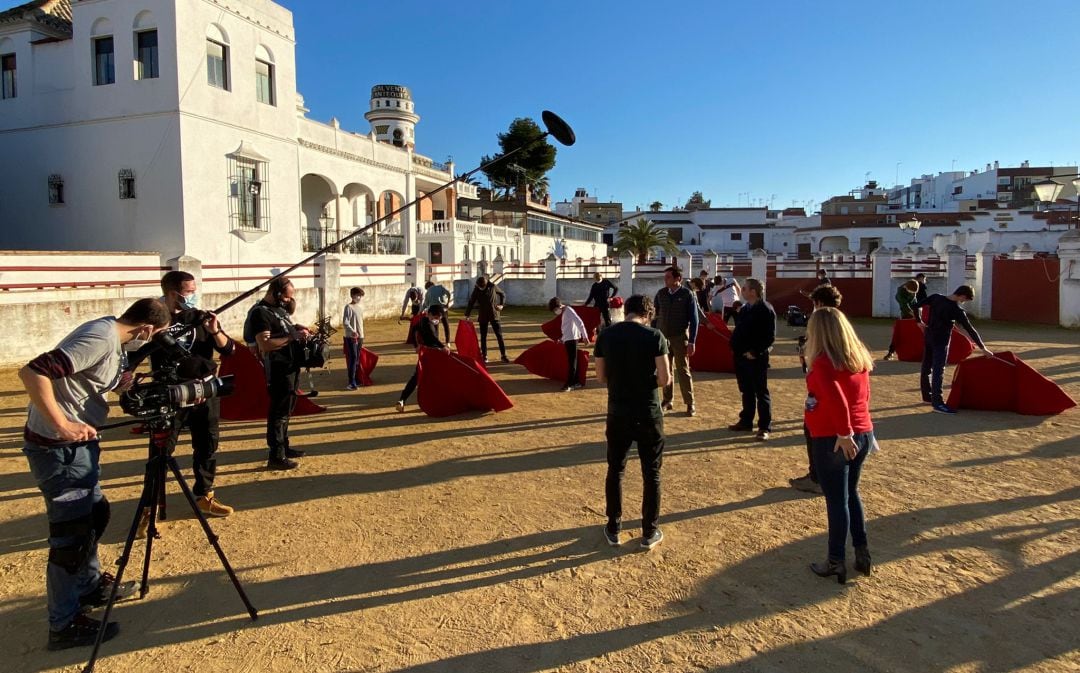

{"left": 417, "top": 219, "right": 454, "bottom": 234}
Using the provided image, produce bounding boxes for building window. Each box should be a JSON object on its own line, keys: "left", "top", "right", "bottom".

{"left": 997, "top": 176, "right": 1011, "bottom": 186}
{"left": 730, "top": 233, "right": 742, "bottom": 240}
{"left": 48, "top": 174, "right": 64, "bottom": 205}
{"left": 118, "top": 169, "right": 135, "bottom": 199}
{"left": 375, "top": 125, "right": 389, "bottom": 134}
{"left": 228, "top": 156, "right": 269, "bottom": 232}
{"left": 206, "top": 39, "right": 228, "bottom": 89}
{"left": 135, "top": 30, "right": 158, "bottom": 79}
{"left": 1, "top": 53, "right": 15, "bottom": 99}
{"left": 255, "top": 59, "right": 274, "bottom": 105}
{"left": 93, "top": 36, "right": 115, "bottom": 86}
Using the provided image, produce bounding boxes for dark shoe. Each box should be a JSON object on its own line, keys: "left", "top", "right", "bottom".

{"left": 854, "top": 546, "right": 872, "bottom": 576}
{"left": 500, "top": 356, "right": 511, "bottom": 364}
{"left": 882, "top": 352, "right": 894, "bottom": 361}
{"left": 640, "top": 528, "right": 664, "bottom": 550}
{"left": 284, "top": 447, "right": 306, "bottom": 459}
{"left": 603, "top": 524, "right": 620, "bottom": 547}
{"left": 728, "top": 423, "right": 753, "bottom": 432}
{"left": 810, "top": 558, "right": 847, "bottom": 584}
{"left": 932, "top": 403, "right": 957, "bottom": 415}
{"left": 48, "top": 614, "right": 119, "bottom": 651}
{"left": 921, "top": 396, "right": 933, "bottom": 404}
{"left": 79, "top": 572, "right": 138, "bottom": 609}
{"left": 661, "top": 402, "right": 674, "bottom": 412}
{"left": 560, "top": 385, "right": 573, "bottom": 392}
{"left": 571, "top": 383, "right": 585, "bottom": 390}
{"left": 686, "top": 405, "right": 697, "bottom": 417}
{"left": 755, "top": 431, "right": 770, "bottom": 441}
{"left": 267, "top": 456, "right": 299, "bottom": 470}
{"left": 789, "top": 475, "right": 823, "bottom": 495}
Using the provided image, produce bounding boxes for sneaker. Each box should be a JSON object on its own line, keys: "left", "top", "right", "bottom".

{"left": 196, "top": 491, "right": 234, "bottom": 518}
{"left": 640, "top": 529, "right": 664, "bottom": 551}
{"left": 571, "top": 383, "right": 585, "bottom": 390}
{"left": 284, "top": 447, "right": 306, "bottom": 459}
{"left": 395, "top": 400, "right": 405, "bottom": 413}
{"left": 346, "top": 384, "right": 358, "bottom": 391}
{"left": 560, "top": 386, "right": 573, "bottom": 392}
{"left": 500, "top": 356, "right": 511, "bottom": 364}
{"left": 266, "top": 456, "right": 299, "bottom": 470}
{"left": 789, "top": 475, "right": 823, "bottom": 495}
{"left": 686, "top": 405, "right": 697, "bottom": 417}
{"left": 755, "top": 431, "right": 770, "bottom": 441}
{"left": 661, "top": 402, "right": 674, "bottom": 412}
{"left": 932, "top": 403, "right": 957, "bottom": 415}
{"left": 79, "top": 572, "right": 139, "bottom": 609}
{"left": 728, "top": 423, "right": 753, "bottom": 432}
{"left": 603, "top": 525, "right": 621, "bottom": 547}
{"left": 48, "top": 614, "right": 119, "bottom": 651}
{"left": 882, "top": 353, "right": 894, "bottom": 361}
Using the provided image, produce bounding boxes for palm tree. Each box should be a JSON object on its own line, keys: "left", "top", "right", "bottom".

{"left": 649, "top": 201, "right": 663, "bottom": 212}
{"left": 615, "top": 218, "right": 679, "bottom": 263}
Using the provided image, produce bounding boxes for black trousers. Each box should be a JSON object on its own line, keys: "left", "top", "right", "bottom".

{"left": 266, "top": 368, "right": 297, "bottom": 460}
{"left": 479, "top": 319, "right": 507, "bottom": 358}
{"left": 160, "top": 398, "right": 221, "bottom": 497}
{"left": 598, "top": 305, "right": 611, "bottom": 327}
{"left": 723, "top": 306, "right": 738, "bottom": 324}
{"left": 399, "top": 365, "right": 420, "bottom": 403}
{"left": 605, "top": 414, "right": 664, "bottom": 536}
{"left": 735, "top": 356, "right": 772, "bottom": 431}
{"left": 564, "top": 340, "right": 578, "bottom": 387}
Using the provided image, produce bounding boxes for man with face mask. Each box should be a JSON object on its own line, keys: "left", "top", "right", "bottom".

{"left": 548, "top": 297, "right": 588, "bottom": 391}
{"left": 19, "top": 298, "right": 170, "bottom": 650}
{"left": 244, "top": 277, "right": 305, "bottom": 470}
{"left": 342, "top": 287, "right": 365, "bottom": 390}
{"left": 913, "top": 285, "right": 991, "bottom": 414}
{"left": 465, "top": 275, "right": 509, "bottom": 363}
{"left": 396, "top": 304, "right": 450, "bottom": 412}
{"left": 136, "top": 271, "right": 235, "bottom": 518}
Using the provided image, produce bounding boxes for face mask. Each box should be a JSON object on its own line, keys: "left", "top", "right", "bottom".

{"left": 179, "top": 292, "right": 199, "bottom": 311}
{"left": 430, "top": 318, "right": 441, "bottom": 327}
{"left": 555, "top": 307, "right": 563, "bottom": 316}
{"left": 123, "top": 329, "right": 151, "bottom": 352}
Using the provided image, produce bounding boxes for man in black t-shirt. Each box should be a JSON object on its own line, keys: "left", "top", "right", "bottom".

{"left": 243, "top": 277, "right": 305, "bottom": 470}
{"left": 583, "top": 272, "right": 618, "bottom": 327}
{"left": 594, "top": 294, "right": 671, "bottom": 551}
{"left": 396, "top": 304, "right": 450, "bottom": 411}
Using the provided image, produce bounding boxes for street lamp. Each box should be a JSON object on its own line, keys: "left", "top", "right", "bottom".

{"left": 463, "top": 226, "right": 472, "bottom": 260}
{"left": 898, "top": 216, "right": 921, "bottom": 243}
{"left": 1032, "top": 175, "right": 1080, "bottom": 228}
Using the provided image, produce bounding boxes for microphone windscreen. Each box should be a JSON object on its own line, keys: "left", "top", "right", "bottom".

{"left": 542, "top": 110, "right": 576, "bottom": 146}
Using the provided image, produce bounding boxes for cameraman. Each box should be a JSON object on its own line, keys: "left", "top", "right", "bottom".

{"left": 19, "top": 298, "right": 170, "bottom": 650}
{"left": 244, "top": 277, "right": 305, "bottom": 470}
{"left": 148, "top": 271, "right": 235, "bottom": 517}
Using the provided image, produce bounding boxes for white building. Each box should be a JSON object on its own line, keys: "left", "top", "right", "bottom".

{"left": 0, "top": 0, "right": 477, "bottom": 289}
{"left": 887, "top": 161, "right": 1079, "bottom": 212}
{"left": 608, "top": 208, "right": 802, "bottom": 257}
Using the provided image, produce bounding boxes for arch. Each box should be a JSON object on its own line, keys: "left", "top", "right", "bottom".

{"left": 300, "top": 174, "right": 338, "bottom": 250}
{"left": 481, "top": 246, "right": 488, "bottom": 261}
{"left": 343, "top": 182, "right": 376, "bottom": 229}
{"left": 818, "top": 235, "right": 849, "bottom": 253}
{"left": 206, "top": 23, "right": 229, "bottom": 44}
{"left": 255, "top": 44, "right": 274, "bottom": 63}
{"left": 132, "top": 10, "right": 156, "bottom": 30}
{"left": 496, "top": 247, "right": 503, "bottom": 260}
{"left": 90, "top": 17, "right": 113, "bottom": 36}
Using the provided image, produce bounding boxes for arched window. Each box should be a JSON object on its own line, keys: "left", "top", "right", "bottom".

{"left": 133, "top": 11, "right": 158, "bottom": 80}
{"left": 206, "top": 24, "right": 229, "bottom": 90}
{"left": 255, "top": 45, "right": 275, "bottom": 105}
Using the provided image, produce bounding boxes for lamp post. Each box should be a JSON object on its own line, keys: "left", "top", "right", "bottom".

{"left": 898, "top": 215, "right": 921, "bottom": 243}
{"left": 513, "top": 231, "right": 521, "bottom": 262}
{"left": 1032, "top": 175, "right": 1080, "bottom": 228}
{"left": 463, "top": 226, "right": 472, "bottom": 260}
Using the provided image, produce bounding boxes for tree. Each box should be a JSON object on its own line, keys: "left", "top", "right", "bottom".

{"left": 480, "top": 118, "right": 557, "bottom": 201}
{"left": 615, "top": 218, "right": 679, "bottom": 263}
{"left": 685, "top": 191, "right": 711, "bottom": 211}
{"left": 649, "top": 201, "right": 663, "bottom": 212}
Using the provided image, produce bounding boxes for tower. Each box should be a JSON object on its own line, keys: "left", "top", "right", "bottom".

{"left": 364, "top": 84, "right": 419, "bottom": 149}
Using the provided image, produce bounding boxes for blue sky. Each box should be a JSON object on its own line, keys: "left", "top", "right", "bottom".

{"left": 289, "top": 0, "right": 1080, "bottom": 211}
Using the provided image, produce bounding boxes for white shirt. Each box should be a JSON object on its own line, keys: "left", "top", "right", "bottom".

{"left": 713, "top": 279, "right": 741, "bottom": 308}
{"left": 560, "top": 307, "right": 588, "bottom": 342}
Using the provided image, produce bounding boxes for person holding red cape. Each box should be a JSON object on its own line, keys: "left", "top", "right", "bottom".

{"left": 396, "top": 304, "right": 449, "bottom": 412}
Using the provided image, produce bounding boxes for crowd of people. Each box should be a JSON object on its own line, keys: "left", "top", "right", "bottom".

{"left": 16, "top": 262, "right": 995, "bottom": 649}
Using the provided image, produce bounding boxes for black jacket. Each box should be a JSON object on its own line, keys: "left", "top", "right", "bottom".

{"left": 730, "top": 300, "right": 776, "bottom": 360}
{"left": 584, "top": 279, "right": 617, "bottom": 308}
{"left": 465, "top": 284, "right": 506, "bottom": 322}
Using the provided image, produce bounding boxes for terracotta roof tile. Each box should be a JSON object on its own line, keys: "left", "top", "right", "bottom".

{"left": 0, "top": 0, "right": 72, "bottom": 36}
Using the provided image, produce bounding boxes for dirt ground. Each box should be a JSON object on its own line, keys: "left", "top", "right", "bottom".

{"left": 0, "top": 309, "right": 1077, "bottom": 673}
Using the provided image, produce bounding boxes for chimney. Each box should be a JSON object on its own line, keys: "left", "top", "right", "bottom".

{"left": 993, "top": 160, "right": 999, "bottom": 169}
{"left": 986, "top": 163, "right": 992, "bottom": 172}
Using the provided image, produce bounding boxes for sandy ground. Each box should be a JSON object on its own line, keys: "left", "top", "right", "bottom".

{"left": 0, "top": 309, "right": 1077, "bottom": 673}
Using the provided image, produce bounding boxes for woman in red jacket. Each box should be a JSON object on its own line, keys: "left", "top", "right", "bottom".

{"left": 803, "top": 307, "right": 876, "bottom": 584}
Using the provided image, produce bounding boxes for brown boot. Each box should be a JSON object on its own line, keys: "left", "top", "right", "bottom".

{"left": 196, "top": 491, "right": 234, "bottom": 518}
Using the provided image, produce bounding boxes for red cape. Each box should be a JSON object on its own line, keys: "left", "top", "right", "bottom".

{"left": 889, "top": 319, "right": 975, "bottom": 364}
{"left": 542, "top": 306, "right": 602, "bottom": 343}
{"left": 404, "top": 313, "right": 424, "bottom": 346}
{"left": 454, "top": 320, "right": 485, "bottom": 369}
{"left": 217, "top": 345, "right": 325, "bottom": 421}
{"left": 514, "top": 339, "right": 589, "bottom": 386}
{"left": 689, "top": 313, "right": 736, "bottom": 373}
{"left": 947, "top": 351, "right": 1077, "bottom": 415}
{"left": 416, "top": 348, "right": 514, "bottom": 417}
{"left": 341, "top": 343, "right": 380, "bottom": 386}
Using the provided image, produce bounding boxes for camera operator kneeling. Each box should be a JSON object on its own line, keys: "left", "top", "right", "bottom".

{"left": 19, "top": 298, "right": 170, "bottom": 650}
{"left": 244, "top": 277, "right": 308, "bottom": 470}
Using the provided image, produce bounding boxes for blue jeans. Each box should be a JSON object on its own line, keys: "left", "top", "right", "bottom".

{"left": 344, "top": 337, "right": 362, "bottom": 387}
{"left": 920, "top": 334, "right": 950, "bottom": 405}
{"left": 811, "top": 432, "right": 872, "bottom": 561}
{"left": 24, "top": 440, "right": 106, "bottom": 630}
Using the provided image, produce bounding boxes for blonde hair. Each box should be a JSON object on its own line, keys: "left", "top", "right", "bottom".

{"left": 804, "top": 307, "right": 875, "bottom": 374}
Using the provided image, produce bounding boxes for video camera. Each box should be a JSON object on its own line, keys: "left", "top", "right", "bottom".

{"left": 291, "top": 315, "right": 335, "bottom": 370}
{"left": 120, "top": 328, "right": 235, "bottom": 423}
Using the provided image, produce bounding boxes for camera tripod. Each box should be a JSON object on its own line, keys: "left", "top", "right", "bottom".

{"left": 83, "top": 418, "right": 258, "bottom": 673}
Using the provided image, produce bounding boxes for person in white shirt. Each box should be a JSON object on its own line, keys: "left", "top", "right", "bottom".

{"left": 342, "top": 287, "right": 365, "bottom": 390}
{"left": 549, "top": 297, "right": 588, "bottom": 392}
{"left": 711, "top": 275, "right": 742, "bottom": 323}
